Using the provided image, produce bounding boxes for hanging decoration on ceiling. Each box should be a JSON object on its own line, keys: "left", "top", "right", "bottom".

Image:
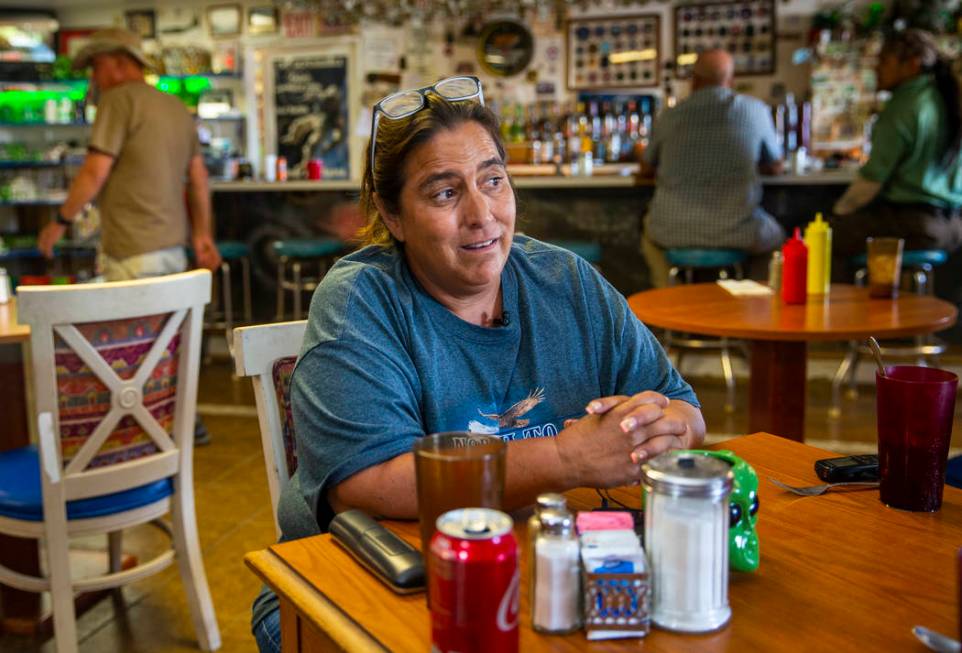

{"left": 306, "top": 0, "right": 671, "bottom": 27}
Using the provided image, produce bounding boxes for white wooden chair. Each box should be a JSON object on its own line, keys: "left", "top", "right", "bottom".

{"left": 0, "top": 270, "right": 220, "bottom": 653}
{"left": 231, "top": 320, "right": 307, "bottom": 537}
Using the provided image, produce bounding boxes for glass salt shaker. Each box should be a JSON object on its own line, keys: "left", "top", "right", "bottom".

{"left": 531, "top": 508, "right": 581, "bottom": 634}
{"left": 642, "top": 451, "right": 734, "bottom": 633}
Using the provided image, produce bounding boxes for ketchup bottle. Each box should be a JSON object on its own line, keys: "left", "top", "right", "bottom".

{"left": 781, "top": 227, "right": 808, "bottom": 304}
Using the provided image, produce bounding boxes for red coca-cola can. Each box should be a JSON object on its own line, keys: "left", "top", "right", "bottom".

{"left": 429, "top": 508, "right": 519, "bottom": 653}
{"left": 275, "top": 156, "right": 288, "bottom": 182}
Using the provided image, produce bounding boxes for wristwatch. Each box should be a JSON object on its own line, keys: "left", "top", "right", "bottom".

{"left": 55, "top": 211, "right": 73, "bottom": 227}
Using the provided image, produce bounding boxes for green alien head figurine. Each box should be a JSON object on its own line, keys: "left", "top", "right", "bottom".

{"left": 691, "top": 449, "right": 760, "bottom": 572}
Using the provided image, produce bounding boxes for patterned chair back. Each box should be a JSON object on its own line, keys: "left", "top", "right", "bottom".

{"left": 271, "top": 357, "right": 298, "bottom": 478}
{"left": 56, "top": 313, "right": 181, "bottom": 470}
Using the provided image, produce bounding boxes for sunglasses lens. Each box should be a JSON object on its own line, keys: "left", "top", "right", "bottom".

{"left": 380, "top": 91, "right": 424, "bottom": 118}
{"left": 434, "top": 77, "right": 479, "bottom": 99}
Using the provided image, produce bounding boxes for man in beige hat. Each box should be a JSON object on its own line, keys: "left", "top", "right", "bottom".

{"left": 38, "top": 26, "right": 221, "bottom": 279}
{"left": 38, "top": 27, "right": 221, "bottom": 444}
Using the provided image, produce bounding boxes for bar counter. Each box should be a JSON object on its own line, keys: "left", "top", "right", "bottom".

{"left": 209, "top": 168, "right": 855, "bottom": 297}
{"left": 209, "top": 168, "right": 856, "bottom": 192}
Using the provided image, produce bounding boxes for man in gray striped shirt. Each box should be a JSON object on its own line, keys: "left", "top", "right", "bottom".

{"left": 641, "top": 49, "right": 785, "bottom": 287}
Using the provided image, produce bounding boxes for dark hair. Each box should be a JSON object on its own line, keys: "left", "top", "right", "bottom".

{"left": 358, "top": 93, "right": 507, "bottom": 247}
{"left": 882, "top": 29, "right": 961, "bottom": 169}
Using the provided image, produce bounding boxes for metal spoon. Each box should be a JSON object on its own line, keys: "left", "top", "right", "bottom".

{"left": 913, "top": 626, "right": 961, "bottom": 653}
{"left": 868, "top": 336, "right": 886, "bottom": 378}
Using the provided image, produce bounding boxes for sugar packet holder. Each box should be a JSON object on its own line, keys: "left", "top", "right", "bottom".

{"left": 580, "top": 529, "right": 651, "bottom": 639}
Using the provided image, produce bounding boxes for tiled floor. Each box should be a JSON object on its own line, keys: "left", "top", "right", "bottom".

{"left": 1, "top": 345, "right": 960, "bottom": 652}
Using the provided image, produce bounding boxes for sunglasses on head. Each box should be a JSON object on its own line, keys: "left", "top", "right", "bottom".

{"left": 368, "top": 75, "right": 484, "bottom": 190}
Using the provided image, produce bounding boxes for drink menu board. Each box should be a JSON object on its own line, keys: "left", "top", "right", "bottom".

{"left": 272, "top": 53, "right": 350, "bottom": 179}
{"left": 566, "top": 14, "right": 661, "bottom": 90}
{"left": 673, "top": 0, "right": 776, "bottom": 77}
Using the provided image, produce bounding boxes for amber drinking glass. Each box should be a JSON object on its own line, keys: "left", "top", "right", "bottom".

{"left": 413, "top": 432, "right": 506, "bottom": 552}
{"left": 876, "top": 366, "right": 957, "bottom": 512}
{"left": 866, "top": 237, "right": 904, "bottom": 299}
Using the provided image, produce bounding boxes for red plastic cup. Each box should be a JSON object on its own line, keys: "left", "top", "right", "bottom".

{"left": 307, "top": 158, "right": 323, "bottom": 180}
{"left": 876, "top": 365, "right": 958, "bottom": 512}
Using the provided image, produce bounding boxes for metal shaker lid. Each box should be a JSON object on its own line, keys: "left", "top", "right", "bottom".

{"left": 535, "top": 492, "right": 567, "bottom": 512}
{"left": 538, "top": 508, "right": 573, "bottom": 536}
{"left": 642, "top": 451, "right": 733, "bottom": 499}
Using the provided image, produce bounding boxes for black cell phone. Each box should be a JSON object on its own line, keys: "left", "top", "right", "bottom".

{"left": 814, "top": 454, "right": 879, "bottom": 483}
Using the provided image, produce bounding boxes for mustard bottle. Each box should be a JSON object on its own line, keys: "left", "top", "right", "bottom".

{"left": 804, "top": 212, "right": 832, "bottom": 295}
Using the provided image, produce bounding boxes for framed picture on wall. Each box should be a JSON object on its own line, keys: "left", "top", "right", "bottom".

{"left": 673, "top": 0, "right": 776, "bottom": 77}
{"left": 125, "top": 10, "right": 156, "bottom": 40}
{"left": 248, "top": 6, "right": 279, "bottom": 35}
{"left": 59, "top": 28, "right": 100, "bottom": 57}
{"left": 207, "top": 4, "right": 242, "bottom": 38}
{"left": 566, "top": 14, "right": 661, "bottom": 89}
{"left": 266, "top": 49, "right": 353, "bottom": 179}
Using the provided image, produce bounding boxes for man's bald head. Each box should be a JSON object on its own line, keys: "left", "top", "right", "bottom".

{"left": 692, "top": 49, "right": 734, "bottom": 89}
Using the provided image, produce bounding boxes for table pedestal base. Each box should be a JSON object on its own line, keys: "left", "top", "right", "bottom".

{"left": 749, "top": 340, "right": 807, "bottom": 441}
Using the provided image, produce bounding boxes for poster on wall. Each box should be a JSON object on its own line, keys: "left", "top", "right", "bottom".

{"left": 272, "top": 54, "right": 350, "bottom": 179}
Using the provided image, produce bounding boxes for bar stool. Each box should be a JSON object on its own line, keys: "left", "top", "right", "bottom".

{"left": 274, "top": 238, "right": 345, "bottom": 320}
{"left": 664, "top": 248, "right": 748, "bottom": 413}
{"left": 829, "top": 248, "right": 948, "bottom": 417}
{"left": 189, "top": 240, "right": 253, "bottom": 354}
{"left": 546, "top": 240, "right": 603, "bottom": 267}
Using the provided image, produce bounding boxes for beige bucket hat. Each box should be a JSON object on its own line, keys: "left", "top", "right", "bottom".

{"left": 72, "top": 27, "right": 150, "bottom": 70}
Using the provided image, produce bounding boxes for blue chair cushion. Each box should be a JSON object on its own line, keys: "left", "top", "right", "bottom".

{"left": 666, "top": 248, "right": 747, "bottom": 268}
{"left": 273, "top": 239, "right": 344, "bottom": 258}
{"left": 217, "top": 240, "right": 250, "bottom": 260}
{"left": 547, "top": 240, "right": 602, "bottom": 263}
{"left": 849, "top": 249, "right": 948, "bottom": 268}
{"left": 0, "top": 446, "right": 173, "bottom": 522}
{"left": 947, "top": 455, "right": 962, "bottom": 490}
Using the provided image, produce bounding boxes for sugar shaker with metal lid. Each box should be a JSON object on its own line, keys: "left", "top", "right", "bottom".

{"left": 642, "top": 451, "right": 734, "bottom": 633}
{"left": 531, "top": 507, "right": 581, "bottom": 634}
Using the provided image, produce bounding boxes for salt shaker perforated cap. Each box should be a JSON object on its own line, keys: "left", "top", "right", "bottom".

{"left": 535, "top": 493, "right": 567, "bottom": 511}
{"left": 642, "top": 451, "right": 733, "bottom": 499}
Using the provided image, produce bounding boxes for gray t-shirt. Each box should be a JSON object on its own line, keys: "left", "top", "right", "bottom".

{"left": 644, "top": 86, "right": 781, "bottom": 249}
{"left": 89, "top": 82, "right": 200, "bottom": 259}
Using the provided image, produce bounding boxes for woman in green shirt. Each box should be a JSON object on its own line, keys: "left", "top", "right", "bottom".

{"left": 831, "top": 29, "right": 962, "bottom": 268}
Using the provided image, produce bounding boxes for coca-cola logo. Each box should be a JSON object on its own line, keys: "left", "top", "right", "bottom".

{"left": 495, "top": 567, "right": 520, "bottom": 632}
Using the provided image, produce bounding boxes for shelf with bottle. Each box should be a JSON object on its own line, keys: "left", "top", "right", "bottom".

{"left": 0, "top": 197, "right": 64, "bottom": 207}
{"left": 493, "top": 97, "right": 655, "bottom": 173}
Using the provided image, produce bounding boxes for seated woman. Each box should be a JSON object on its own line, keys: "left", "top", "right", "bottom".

{"left": 831, "top": 29, "right": 962, "bottom": 276}
{"left": 252, "top": 76, "right": 705, "bottom": 652}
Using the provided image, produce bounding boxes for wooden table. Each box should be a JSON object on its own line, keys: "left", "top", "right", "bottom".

{"left": 0, "top": 298, "right": 38, "bottom": 632}
{"left": 245, "top": 433, "right": 962, "bottom": 652}
{"left": 627, "top": 284, "right": 957, "bottom": 441}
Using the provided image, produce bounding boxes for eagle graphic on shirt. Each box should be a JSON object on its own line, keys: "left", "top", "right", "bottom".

{"left": 477, "top": 387, "right": 545, "bottom": 429}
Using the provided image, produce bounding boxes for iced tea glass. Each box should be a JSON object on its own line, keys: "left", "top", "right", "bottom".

{"left": 866, "top": 237, "right": 904, "bottom": 298}
{"left": 876, "top": 366, "right": 958, "bottom": 512}
{"left": 413, "top": 432, "right": 506, "bottom": 552}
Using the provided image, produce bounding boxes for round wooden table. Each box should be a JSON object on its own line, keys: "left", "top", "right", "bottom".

{"left": 627, "top": 284, "right": 958, "bottom": 441}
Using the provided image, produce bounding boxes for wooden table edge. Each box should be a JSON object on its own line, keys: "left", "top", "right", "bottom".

{"left": 244, "top": 549, "right": 388, "bottom": 653}
{"left": 627, "top": 287, "right": 958, "bottom": 341}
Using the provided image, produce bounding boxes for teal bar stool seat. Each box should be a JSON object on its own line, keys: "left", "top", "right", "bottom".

{"left": 664, "top": 248, "right": 749, "bottom": 413}
{"left": 188, "top": 240, "right": 254, "bottom": 352}
{"left": 547, "top": 240, "right": 603, "bottom": 265}
{"left": 830, "top": 248, "right": 949, "bottom": 417}
{"left": 273, "top": 238, "right": 347, "bottom": 320}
